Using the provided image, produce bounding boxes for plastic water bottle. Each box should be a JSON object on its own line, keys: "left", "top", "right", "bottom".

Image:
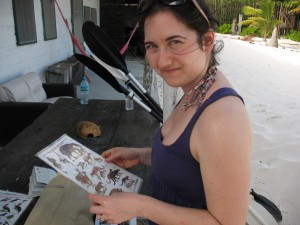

{"left": 80, "top": 75, "right": 89, "bottom": 105}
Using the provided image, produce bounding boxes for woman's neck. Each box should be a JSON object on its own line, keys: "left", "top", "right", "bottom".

{"left": 181, "top": 66, "right": 217, "bottom": 111}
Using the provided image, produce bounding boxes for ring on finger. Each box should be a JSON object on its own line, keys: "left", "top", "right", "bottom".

{"left": 99, "top": 214, "right": 105, "bottom": 222}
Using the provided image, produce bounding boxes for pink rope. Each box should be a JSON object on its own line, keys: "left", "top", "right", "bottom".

{"left": 54, "top": 0, "right": 91, "bottom": 82}
{"left": 120, "top": 22, "right": 139, "bottom": 55}
{"left": 54, "top": 0, "right": 86, "bottom": 55}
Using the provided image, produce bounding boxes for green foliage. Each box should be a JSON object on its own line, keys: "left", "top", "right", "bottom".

{"left": 286, "top": 29, "right": 300, "bottom": 42}
{"left": 285, "top": 0, "right": 300, "bottom": 14}
{"left": 239, "top": 0, "right": 283, "bottom": 40}
{"left": 217, "top": 23, "right": 232, "bottom": 34}
{"left": 206, "top": 0, "right": 259, "bottom": 24}
{"left": 240, "top": 26, "right": 259, "bottom": 36}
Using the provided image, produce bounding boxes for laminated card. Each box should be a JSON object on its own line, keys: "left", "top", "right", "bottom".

{"left": 0, "top": 190, "right": 33, "bottom": 225}
{"left": 28, "top": 166, "right": 57, "bottom": 197}
{"left": 36, "top": 134, "right": 143, "bottom": 195}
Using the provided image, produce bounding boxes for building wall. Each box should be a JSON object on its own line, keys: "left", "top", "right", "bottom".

{"left": 0, "top": 0, "right": 74, "bottom": 83}
{"left": 0, "top": 0, "right": 99, "bottom": 84}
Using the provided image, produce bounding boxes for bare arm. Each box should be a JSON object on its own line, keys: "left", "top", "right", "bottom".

{"left": 90, "top": 192, "right": 221, "bottom": 225}
{"left": 191, "top": 96, "right": 252, "bottom": 224}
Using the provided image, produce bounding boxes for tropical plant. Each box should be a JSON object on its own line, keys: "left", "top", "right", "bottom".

{"left": 240, "top": 0, "right": 283, "bottom": 41}
{"left": 240, "top": 25, "right": 259, "bottom": 36}
{"left": 217, "top": 23, "right": 232, "bottom": 34}
{"left": 285, "top": 0, "right": 300, "bottom": 14}
{"left": 286, "top": 29, "right": 300, "bottom": 41}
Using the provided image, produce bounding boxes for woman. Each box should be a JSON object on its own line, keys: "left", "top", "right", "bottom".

{"left": 89, "top": 0, "right": 252, "bottom": 224}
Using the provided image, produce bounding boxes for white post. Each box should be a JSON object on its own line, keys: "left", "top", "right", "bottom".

{"left": 162, "top": 81, "right": 183, "bottom": 122}
{"left": 143, "top": 60, "right": 184, "bottom": 123}
{"left": 238, "top": 14, "right": 243, "bottom": 35}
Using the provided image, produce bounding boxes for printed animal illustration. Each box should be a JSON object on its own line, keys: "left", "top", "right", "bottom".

{"left": 121, "top": 176, "right": 136, "bottom": 189}
{"left": 107, "top": 169, "right": 122, "bottom": 185}
{"left": 55, "top": 152, "right": 69, "bottom": 164}
{"left": 47, "top": 157, "right": 62, "bottom": 170}
{"left": 1, "top": 204, "right": 10, "bottom": 213}
{"left": 125, "top": 179, "right": 136, "bottom": 189}
{"left": 59, "top": 143, "right": 85, "bottom": 162}
{"left": 121, "top": 176, "right": 130, "bottom": 186}
{"left": 109, "top": 188, "right": 123, "bottom": 196}
{"left": 90, "top": 166, "right": 106, "bottom": 179}
{"left": 95, "top": 181, "right": 107, "bottom": 195}
{"left": 75, "top": 170, "right": 93, "bottom": 188}
{"left": 77, "top": 161, "right": 87, "bottom": 170}
{"left": 14, "top": 203, "right": 22, "bottom": 213}
{"left": 6, "top": 214, "right": 14, "bottom": 219}
{"left": 94, "top": 157, "right": 103, "bottom": 163}
{"left": 83, "top": 153, "right": 94, "bottom": 165}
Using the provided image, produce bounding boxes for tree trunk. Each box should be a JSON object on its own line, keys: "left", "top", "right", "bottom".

{"left": 268, "top": 27, "right": 279, "bottom": 48}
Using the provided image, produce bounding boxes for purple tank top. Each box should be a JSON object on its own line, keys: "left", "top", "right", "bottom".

{"left": 148, "top": 88, "right": 243, "bottom": 225}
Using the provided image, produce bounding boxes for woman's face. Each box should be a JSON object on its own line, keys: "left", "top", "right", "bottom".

{"left": 144, "top": 10, "right": 214, "bottom": 93}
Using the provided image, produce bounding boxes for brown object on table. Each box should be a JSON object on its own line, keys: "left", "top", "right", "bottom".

{"left": 76, "top": 121, "right": 101, "bottom": 139}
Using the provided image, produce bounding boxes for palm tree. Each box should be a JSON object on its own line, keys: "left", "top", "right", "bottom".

{"left": 285, "top": 0, "right": 300, "bottom": 14}
{"left": 240, "top": 0, "right": 283, "bottom": 41}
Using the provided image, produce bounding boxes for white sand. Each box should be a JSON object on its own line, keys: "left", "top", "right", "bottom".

{"left": 216, "top": 34, "right": 300, "bottom": 225}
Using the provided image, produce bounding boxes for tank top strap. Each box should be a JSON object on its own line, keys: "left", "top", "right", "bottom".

{"left": 187, "top": 87, "right": 244, "bottom": 130}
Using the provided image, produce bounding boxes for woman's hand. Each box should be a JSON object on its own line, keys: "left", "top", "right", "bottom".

{"left": 89, "top": 192, "right": 140, "bottom": 224}
{"left": 102, "top": 147, "right": 151, "bottom": 169}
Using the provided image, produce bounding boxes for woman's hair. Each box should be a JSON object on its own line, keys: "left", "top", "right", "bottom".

{"left": 138, "top": 0, "right": 223, "bottom": 67}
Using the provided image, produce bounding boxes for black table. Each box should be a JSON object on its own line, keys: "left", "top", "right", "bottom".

{"left": 0, "top": 98, "right": 160, "bottom": 224}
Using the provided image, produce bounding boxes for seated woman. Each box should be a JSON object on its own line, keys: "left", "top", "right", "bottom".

{"left": 88, "top": 1, "right": 252, "bottom": 224}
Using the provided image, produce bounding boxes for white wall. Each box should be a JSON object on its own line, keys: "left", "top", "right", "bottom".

{"left": 0, "top": 0, "right": 73, "bottom": 83}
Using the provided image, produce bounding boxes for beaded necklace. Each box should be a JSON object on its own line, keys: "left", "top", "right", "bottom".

{"left": 181, "top": 67, "right": 217, "bottom": 111}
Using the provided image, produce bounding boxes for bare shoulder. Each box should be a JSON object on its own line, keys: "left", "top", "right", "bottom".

{"left": 191, "top": 93, "right": 252, "bottom": 161}
{"left": 207, "top": 93, "right": 249, "bottom": 125}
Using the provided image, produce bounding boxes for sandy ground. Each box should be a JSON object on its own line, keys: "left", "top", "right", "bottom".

{"left": 215, "top": 34, "right": 300, "bottom": 225}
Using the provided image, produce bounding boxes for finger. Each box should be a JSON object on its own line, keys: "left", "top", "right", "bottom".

{"left": 104, "top": 149, "right": 120, "bottom": 163}
{"left": 91, "top": 201, "right": 98, "bottom": 207}
{"left": 97, "top": 214, "right": 114, "bottom": 224}
{"left": 90, "top": 204, "right": 103, "bottom": 215}
{"left": 101, "top": 149, "right": 112, "bottom": 158}
{"left": 88, "top": 193, "right": 106, "bottom": 204}
{"left": 90, "top": 205, "right": 97, "bottom": 214}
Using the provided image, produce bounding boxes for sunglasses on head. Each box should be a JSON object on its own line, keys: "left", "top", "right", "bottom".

{"left": 138, "top": 0, "right": 210, "bottom": 27}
